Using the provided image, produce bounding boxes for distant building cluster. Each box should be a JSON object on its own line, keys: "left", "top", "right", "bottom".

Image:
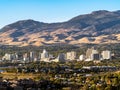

{"left": 1, "top": 47, "right": 112, "bottom": 63}
{"left": 2, "top": 53, "right": 18, "bottom": 61}
{"left": 80, "top": 47, "right": 112, "bottom": 61}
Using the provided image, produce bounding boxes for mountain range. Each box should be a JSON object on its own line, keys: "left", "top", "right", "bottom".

{"left": 1, "top": 10, "right": 120, "bottom": 46}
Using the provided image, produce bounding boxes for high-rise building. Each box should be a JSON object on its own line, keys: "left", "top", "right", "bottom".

{"left": 41, "top": 49, "right": 49, "bottom": 59}
{"left": 57, "top": 53, "right": 65, "bottom": 62}
{"left": 14, "top": 53, "right": 18, "bottom": 60}
{"left": 86, "top": 48, "right": 93, "bottom": 59}
{"left": 30, "top": 51, "right": 35, "bottom": 61}
{"left": 79, "top": 54, "right": 86, "bottom": 61}
{"left": 40, "top": 49, "right": 50, "bottom": 62}
{"left": 66, "top": 51, "right": 76, "bottom": 60}
{"left": 91, "top": 53, "right": 100, "bottom": 60}
{"left": 23, "top": 53, "right": 28, "bottom": 61}
{"left": 86, "top": 47, "right": 100, "bottom": 61}
{"left": 51, "top": 53, "right": 65, "bottom": 62}
{"left": 101, "top": 50, "right": 111, "bottom": 60}
{"left": 91, "top": 50, "right": 100, "bottom": 60}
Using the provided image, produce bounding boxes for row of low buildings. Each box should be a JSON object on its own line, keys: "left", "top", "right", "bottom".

{"left": 1, "top": 47, "right": 112, "bottom": 63}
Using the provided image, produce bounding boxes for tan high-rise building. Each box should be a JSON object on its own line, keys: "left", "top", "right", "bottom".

{"left": 86, "top": 48, "right": 93, "bottom": 59}
{"left": 66, "top": 51, "right": 76, "bottom": 60}
{"left": 101, "top": 50, "right": 111, "bottom": 60}
{"left": 86, "top": 47, "right": 100, "bottom": 60}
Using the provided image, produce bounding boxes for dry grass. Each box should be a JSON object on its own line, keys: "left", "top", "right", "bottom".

{"left": 1, "top": 72, "right": 40, "bottom": 80}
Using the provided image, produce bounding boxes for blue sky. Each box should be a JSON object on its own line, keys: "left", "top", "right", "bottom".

{"left": 0, "top": 0, "right": 120, "bottom": 28}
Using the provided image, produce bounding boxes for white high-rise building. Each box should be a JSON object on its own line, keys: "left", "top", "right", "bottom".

{"left": 40, "top": 49, "right": 50, "bottom": 62}
{"left": 66, "top": 51, "right": 76, "bottom": 60}
{"left": 79, "top": 54, "right": 86, "bottom": 61}
{"left": 41, "top": 49, "right": 49, "bottom": 59}
{"left": 101, "top": 50, "right": 111, "bottom": 60}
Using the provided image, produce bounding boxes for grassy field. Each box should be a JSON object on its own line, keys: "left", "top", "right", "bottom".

{"left": 0, "top": 72, "right": 41, "bottom": 80}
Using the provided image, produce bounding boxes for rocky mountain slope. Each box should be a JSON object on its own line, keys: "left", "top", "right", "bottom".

{"left": 1, "top": 10, "right": 120, "bottom": 46}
